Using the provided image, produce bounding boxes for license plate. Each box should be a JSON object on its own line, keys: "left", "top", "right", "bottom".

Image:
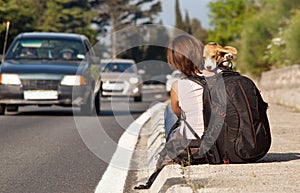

{"left": 24, "top": 90, "right": 58, "bottom": 100}
{"left": 103, "top": 83, "right": 123, "bottom": 91}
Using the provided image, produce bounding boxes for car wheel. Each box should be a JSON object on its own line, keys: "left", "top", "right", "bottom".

{"left": 0, "top": 104, "right": 6, "bottom": 115}
{"left": 134, "top": 95, "right": 142, "bottom": 102}
{"left": 95, "top": 91, "right": 101, "bottom": 115}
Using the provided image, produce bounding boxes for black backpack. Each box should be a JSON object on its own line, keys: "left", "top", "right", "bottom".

{"left": 188, "top": 70, "right": 272, "bottom": 164}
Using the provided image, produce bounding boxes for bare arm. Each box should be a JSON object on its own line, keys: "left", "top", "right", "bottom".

{"left": 170, "top": 80, "right": 181, "bottom": 117}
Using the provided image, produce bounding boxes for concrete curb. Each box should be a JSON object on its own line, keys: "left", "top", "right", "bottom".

{"left": 144, "top": 102, "right": 166, "bottom": 171}
{"left": 95, "top": 102, "right": 165, "bottom": 193}
{"left": 147, "top": 105, "right": 165, "bottom": 170}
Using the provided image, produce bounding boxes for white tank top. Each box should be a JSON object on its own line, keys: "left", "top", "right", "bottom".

{"left": 177, "top": 79, "right": 204, "bottom": 139}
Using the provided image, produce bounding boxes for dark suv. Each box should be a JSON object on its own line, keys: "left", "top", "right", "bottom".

{"left": 0, "top": 32, "right": 101, "bottom": 115}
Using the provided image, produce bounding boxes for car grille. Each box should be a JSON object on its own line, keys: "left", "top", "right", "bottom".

{"left": 21, "top": 79, "right": 60, "bottom": 90}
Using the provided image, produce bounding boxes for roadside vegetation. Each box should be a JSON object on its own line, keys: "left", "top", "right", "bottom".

{"left": 207, "top": 0, "right": 300, "bottom": 76}
{"left": 1, "top": 0, "right": 299, "bottom": 77}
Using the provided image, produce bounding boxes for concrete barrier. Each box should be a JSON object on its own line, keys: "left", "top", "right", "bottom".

{"left": 259, "top": 64, "right": 300, "bottom": 110}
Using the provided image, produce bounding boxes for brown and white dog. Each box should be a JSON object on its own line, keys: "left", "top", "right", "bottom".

{"left": 203, "top": 42, "right": 238, "bottom": 73}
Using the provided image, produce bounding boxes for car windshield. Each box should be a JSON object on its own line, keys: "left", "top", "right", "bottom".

{"left": 101, "top": 62, "right": 136, "bottom": 73}
{"left": 5, "top": 38, "right": 86, "bottom": 61}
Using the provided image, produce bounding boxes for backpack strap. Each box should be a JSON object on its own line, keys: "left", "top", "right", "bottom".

{"left": 188, "top": 74, "right": 226, "bottom": 164}
{"left": 187, "top": 75, "right": 212, "bottom": 130}
{"left": 220, "top": 69, "right": 240, "bottom": 77}
{"left": 166, "top": 118, "right": 180, "bottom": 142}
{"left": 166, "top": 75, "right": 206, "bottom": 141}
{"left": 181, "top": 75, "right": 207, "bottom": 140}
{"left": 181, "top": 110, "right": 201, "bottom": 139}
{"left": 188, "top": 75, "right": 207, "bottom": 88}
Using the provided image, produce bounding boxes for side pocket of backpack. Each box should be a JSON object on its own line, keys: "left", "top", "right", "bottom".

{"left": 255, "top": 88, "right": 272, "bottom": 160}
{"left": 234, "top": 81, "right": 271, "bottom": 162}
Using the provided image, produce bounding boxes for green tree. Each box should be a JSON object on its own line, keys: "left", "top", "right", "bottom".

{"left": 175, "top": 0, "right": 184, "bottom": 32}
{"left": 38, "top": 0, "right": 95, "bottom": 34}
{"left": 282, "top": 10, "right": 300, "bottom": 66}
{"left": 144, "top": 24, "right": 170, "bottom": 61}
{"left": 238, "top": 0, "right": 300, "bottom": 76}
{"left": 0, "top": 0, "right": 42, "bottom": 53}
{"left": 207, "top": 0, "right": 257, "bottom": 46}
{"left": 140, "top": 24, "right": 171, "bottom": 82}
{"left": 0, "top": 0, "right": 97, "bottom": 53}
{"left": 238, "top": 15, "right": 272, "bottom": 76}
{"left": 38, "top": 1, "right": 64, "bottom": 32}
{"left": 90, "top": 0, "right": 161, "bottom": 57}
{"left": 190, "top": 18, "right": 208, "bottom": 43}
{"left": 184, "top": 10, "right": 191, "bottom": 34}
{"left": 173, "top": 3, "right": 207, "bottom": 43}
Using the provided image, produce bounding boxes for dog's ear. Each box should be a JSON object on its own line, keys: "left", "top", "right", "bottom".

{"left": 220, "top": 46, "right": 238, "bottom": 55}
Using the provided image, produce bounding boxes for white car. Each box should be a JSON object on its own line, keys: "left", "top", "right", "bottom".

{"left": 100, "top": 59, "right": 143, "bottom": 102}
{"left": 165, "top": 70, "right": 184, "bottom": 95}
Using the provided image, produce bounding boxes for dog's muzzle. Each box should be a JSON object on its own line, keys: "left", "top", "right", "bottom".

{"left": 204, "top": 59, "right": 217, "bottom": 71}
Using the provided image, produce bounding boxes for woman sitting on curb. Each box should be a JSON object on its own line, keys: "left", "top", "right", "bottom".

{"left": 164, "top": 35, "right": 205, "bottom": 142}
{"left": 135, "top": 34, "right": 205, "bottom": 189}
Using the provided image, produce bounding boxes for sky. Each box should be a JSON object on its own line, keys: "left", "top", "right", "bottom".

{"left": 158, "top": 0, "right": 212, "bottom": 29}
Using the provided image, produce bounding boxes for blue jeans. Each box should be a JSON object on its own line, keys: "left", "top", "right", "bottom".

{"left": 164, "top": 104, "right": 180, "bottom": 141}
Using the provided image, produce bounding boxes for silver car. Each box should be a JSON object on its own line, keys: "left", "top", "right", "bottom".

{"left": 100, "top": 59, "right": 143, "bottom": 102}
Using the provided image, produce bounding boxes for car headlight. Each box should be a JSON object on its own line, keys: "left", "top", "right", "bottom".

{"left": 0, "top": 73, "right": 21, "bottom": 85}
{"left": 61, "top": 75, "right": 85, "bottom": 86}
{"left": 129, "top": 77, "right": 139, "bottom": 84}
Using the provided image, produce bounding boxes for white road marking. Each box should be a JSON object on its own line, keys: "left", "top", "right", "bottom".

{"left": 94, "top": 103, "right": 162, "bottom": 193}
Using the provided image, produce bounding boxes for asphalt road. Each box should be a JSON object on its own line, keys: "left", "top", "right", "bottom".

{"left": 0, "top": 85, "right": 168, "bottom": 193}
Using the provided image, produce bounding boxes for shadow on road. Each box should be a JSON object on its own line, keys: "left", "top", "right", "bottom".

{"left": 258, "top": 152, "right": 300, "bottom": 163}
